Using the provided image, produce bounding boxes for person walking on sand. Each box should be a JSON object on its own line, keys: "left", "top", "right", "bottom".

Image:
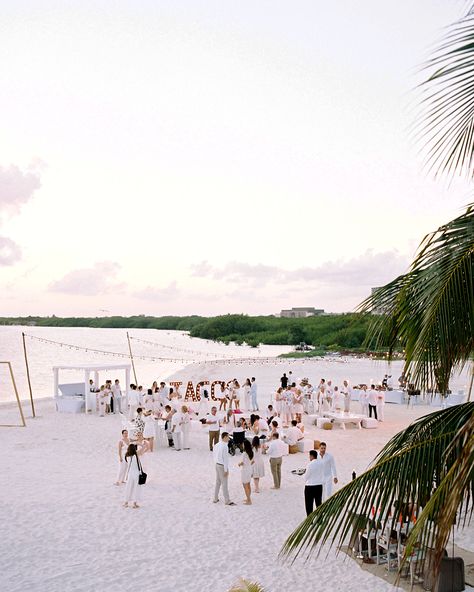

{"left": 213, "top": 432, "right": 236, "bottom": 505}
{"left": 304, "top": 450, "right": 324, "bottom": 516}
{"left": 266, "top": 432, "right": 286, "bottom": 489}
{"left": 239, "top": 439, "right": 255, "bottom": 505}
{"left": 250, "top": 377, "right": 258, "bottom": 411}
{"left": 115, "top": 429, "right": 130, "bottom": 485}
{"left": 123, "top": 443, "right": 146, "bottom": 509}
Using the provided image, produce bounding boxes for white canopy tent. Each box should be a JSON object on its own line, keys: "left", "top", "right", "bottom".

{"left": 52, "top": 362, "right": 131, "bottom": 413}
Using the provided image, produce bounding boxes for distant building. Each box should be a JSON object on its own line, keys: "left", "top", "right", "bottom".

{"left": 370, "top": 287, "right": 388, "bottom": 315}
{"left": 279, "top": 307, "right": 324, "bottom": 318}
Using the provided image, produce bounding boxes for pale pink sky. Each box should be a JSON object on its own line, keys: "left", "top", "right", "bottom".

{"left": 0, "top": 1, "right": 471, "bottom": 316}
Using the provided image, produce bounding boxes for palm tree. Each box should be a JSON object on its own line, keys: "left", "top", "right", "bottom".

{"left": 281, "top": 4, "right": 474, "bottom": 581}
{"left": 228, "top": 579, "right": 266, "bottom": 592}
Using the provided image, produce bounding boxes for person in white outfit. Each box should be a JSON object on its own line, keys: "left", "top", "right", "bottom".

{"left": 319, "top": 441, "right": 338, "bottom": 501}
{"left": 242, "top": 378, "right": 251, "bottom": 410}
{"left": 171, "top": 408, "right": 183, "bottom": 451}
{"left": 128, "top": 386, "right": 139, "bottom": 420}
{"left": 359, "top": 385, "right": 369, "bottom": 417}
{"left": 239, "top": 439, "right": 255, "bottom": 505}
{"left": 368, "top": 384, "right": 378, "bottom": 420}
{"left": 376, "top": 389, "right": 385, "bottom": 422}
{"left": 213, "top": 432, "right": 236, "bottom": 505}
{"left": 112, "top": 379, "right": 123, "bottom": 414}
{"left": 181, "top": 405, "right": 191, "bottom": 450}
{"left": 123, "top": 443, "right": 146, "bottom": 509}
{"left": 142, "top": 411, "right": 155, "bottom": 452}
{"left": 115, "top": 429, "right": 130, "bottom": 485}
{"left": 341, "top": 380, "right": 352, "bottom": 413}
{"left": 251, "top": 436, "right": 265, "bottom": 493}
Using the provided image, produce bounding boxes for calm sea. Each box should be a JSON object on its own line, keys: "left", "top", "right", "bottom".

{"left": 0, "top": 326, "right": 470, "bottom": 402}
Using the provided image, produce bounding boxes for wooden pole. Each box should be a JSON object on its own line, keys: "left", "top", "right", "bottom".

{"left": 22, "top": 332, "right": 36, "bottom": 418}
{"left": 126, "top": 332, "right": 138, "bottom": 385}
{"left": 0, "top": 361, "right": 26, "bottom": 427}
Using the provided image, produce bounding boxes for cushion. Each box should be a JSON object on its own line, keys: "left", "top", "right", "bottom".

{"left": 323, "top": 422, "right": 333, "bottom": 430}
{"left": 362, "top": 418, "right": 378, "bottom": 429}
{"left": 288, "top": 444, "right": 299, "bottom": 454}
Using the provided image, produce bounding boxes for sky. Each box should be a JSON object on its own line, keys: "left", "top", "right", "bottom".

{"left": 0, "top": 0, "right": 471, "bottom": 317}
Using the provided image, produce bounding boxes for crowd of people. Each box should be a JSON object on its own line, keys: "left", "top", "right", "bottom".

{"left": 109, "top": 373, "right": 346, "bottom": 512}
{"left": 276, "top": 373, "right": 387, "bottom": 422}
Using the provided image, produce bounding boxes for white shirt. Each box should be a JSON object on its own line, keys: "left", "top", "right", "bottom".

{"left": 305, "top": 458, "right": 325, "bottom": 486}
{"left": 320, "top": 452, "right": 337, "bottom": 481}
{"left": 171, "top": 412, "right": 183, "bottom": 433}
{"left": 213, "top": 440, "right": 230, "bottom": 472}
{"left": 368, "top": 389, "right": 378, "bottom": 406}
{"left": 267, "top": 439, "right": 287, "bottom": 458}
{"left": 286, "top": 426, "right": 304, "bottom": 445}
{"left": 112, "top": 383, "right": 122, "bottom": 397}
{"left": 258, "top": 418, "right": 269, "bottom": 432}
{"left": 206, "top": 413, "right": 221, "bottom": 432}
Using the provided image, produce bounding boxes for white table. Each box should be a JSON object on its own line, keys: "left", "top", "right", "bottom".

{"left": 322, "top": 412, "right": 366, "bottom": 430}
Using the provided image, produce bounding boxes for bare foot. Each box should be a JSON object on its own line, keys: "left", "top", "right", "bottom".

{"left": 255, "top": 489, "right": 260, "bottom": 493}
{"left": 123, "top": 503, "right": 128, "bottom": 508}
{"left": 244, "top": 500, "right": 252, "bottom": 505}
{"left": 114, "top": 482, "right": 120, "bottom": 486}
{"left": 132, "top": 503, "right": 140, "bottom": 509}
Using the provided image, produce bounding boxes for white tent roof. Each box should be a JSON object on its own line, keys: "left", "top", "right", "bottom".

{"left": 52, "top": 362, "right": 131, "bottom": 372}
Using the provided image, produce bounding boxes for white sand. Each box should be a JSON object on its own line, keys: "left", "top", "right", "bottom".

{"left": 1, "top": 361, "right": 472, "bottom": 592}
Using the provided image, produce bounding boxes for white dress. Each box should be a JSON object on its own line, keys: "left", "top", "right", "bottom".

{"left": 242, "top": 385, "right": 251, "bottom": 410}
{"left": 143, "top": 415, "right": 155, "bottom": 438}
{"left": 292, "top": 392, "right": 304, "bottom": 414}
{"left": 252, "top": 448, "right": 265, "bottom": 478}
{"left": 241, "top": 452, "right": 253, "bottom": 484}
{"left": 124, "top": 455, "right": 141, "bottom": 503}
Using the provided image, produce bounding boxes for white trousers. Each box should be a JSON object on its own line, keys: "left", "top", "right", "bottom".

{"left": 116, "top": 460, "right": 127, "bottom": 482}
{"left": 376, "top": 403, "right": 384, "bottom": 421}
{"left": 323, "top": 479, "right": 333, "bottom": 501}
{"left": 214, "top": 464, "right": 230, "bottom": 503}
{"left": 182, "top": 426, "right": 190, "bottom": 449}
{"left": 173, "top": 432, "right": 182, "bottom": 450}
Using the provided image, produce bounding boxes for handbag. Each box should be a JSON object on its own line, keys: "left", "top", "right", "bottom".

{"left": 136, "top": 454, "right": 147, "bottom": 485}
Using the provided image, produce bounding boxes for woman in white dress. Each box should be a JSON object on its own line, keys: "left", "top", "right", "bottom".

{"left": 227, "top": 381, "right": 236, "bottom": 411}
{"left": 143, "top": 389, "right": 154, "bottom": 413}
{"left": 123, "top": 443, "right": 145, "bottom": 509}
{"left": 242, "top": 378, "right": 251, "bottom": 410}
{"left": 251, "top": 436, "right": 265, "bottom": 493}
{"left": 233, "top": 380, "right": 241, "bottom": 410}
{"left": 217, "top": 384, "right": 227, "bottom": 411}
{"left": 333, "top": 386, "right": 343, "bottom": 411}
{"left": 98, "top": 385, "right": 108, "bottom": 417}
{"left": 239, "top": 439, "right": 255, "bottom": 505}
{"left": 115, "top": 429, "right": 130, "bottom": 485}
{"left": 181, "top": 405, "right": 191, "bottom": 450}
{"left": 292, "top": 388, "right": 304, "bottom": 423}
{"left": 274, "top": 387, "right": 283, "bottom": 417}
{"left": 143, "top": 411, "right": 155, "bottom": 452}
{"left": 281, "top": 388, "right": 293, "bottom": 427}
{"left": 359, "top": 385, "right": 369, "bottom": 416}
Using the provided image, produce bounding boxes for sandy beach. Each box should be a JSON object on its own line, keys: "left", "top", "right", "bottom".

{"left": 1, "top": 359, "right": 472, "bottom": 592}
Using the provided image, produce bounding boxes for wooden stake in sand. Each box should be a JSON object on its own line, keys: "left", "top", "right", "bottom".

{"left": 21, "top": 332, "right": 36, "bottom": 418}
{"left": 126, "top": 332, "right": 138, "bottom": 385}
{"left": 0, "top": 361, "right": 26, "bottom": 427}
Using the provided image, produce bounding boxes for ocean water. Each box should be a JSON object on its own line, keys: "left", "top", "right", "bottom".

{"left": 0, "top": 325, "right": 470, "bottom": 403}
{"left": 0, "top": 325, "right": 291, "bottom": 401}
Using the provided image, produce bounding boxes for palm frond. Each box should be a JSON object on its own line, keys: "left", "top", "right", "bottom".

{"left": 280, "top": 403, "right": 474, "bottom": 577}
{"left": 358, "top": 204, "right": 474, "bottom": 393}
{"left": 415, "top": 8, "right": 474, "bottom": 180}
{"left": 228, "top": 579, "right": 266, "bottom": 592}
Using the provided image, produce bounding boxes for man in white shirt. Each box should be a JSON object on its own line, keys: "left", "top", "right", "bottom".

{"left": 213, "top": 432, "right": 235, "bottom": 505}
{"left": 112, "top": 379, "right": 122, "bottom": 414}
{"left": 304, "top": 450, "right": 324, "bottom": 515}
{"left": 266, "top": 433, "right": 286, "bottom": 489}
{"left": 319, "top": 441, "right": 338, "bottom": 501}
{"left": 265, "top": 405, "right": 277, "bottom": 424}
{"left": 205, "top": 406, "right": 221, "bottom": 451}
{"left": 368, "top": 384, "right": 378, "bottom": 420}
{"left": 284, "top": 420, "right": 304, "bottom": 446}
{"left": 250, "top": 377, "right": 258, "bottom": 411}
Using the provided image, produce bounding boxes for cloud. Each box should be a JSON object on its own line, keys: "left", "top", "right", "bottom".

{"left": 133, "top": 281, "right": 180, "bottom": 301}
{"left": 191, "top": 249, "right": 408, "bottom": 289}
{"left": 49, "top": 261, "right": 122, "bottom": 296}
{"left": 0, "top": 164, "right": 41, "bottom": 218}
{"left": 0, "top": 236, "right": 22, "bottom": 266}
